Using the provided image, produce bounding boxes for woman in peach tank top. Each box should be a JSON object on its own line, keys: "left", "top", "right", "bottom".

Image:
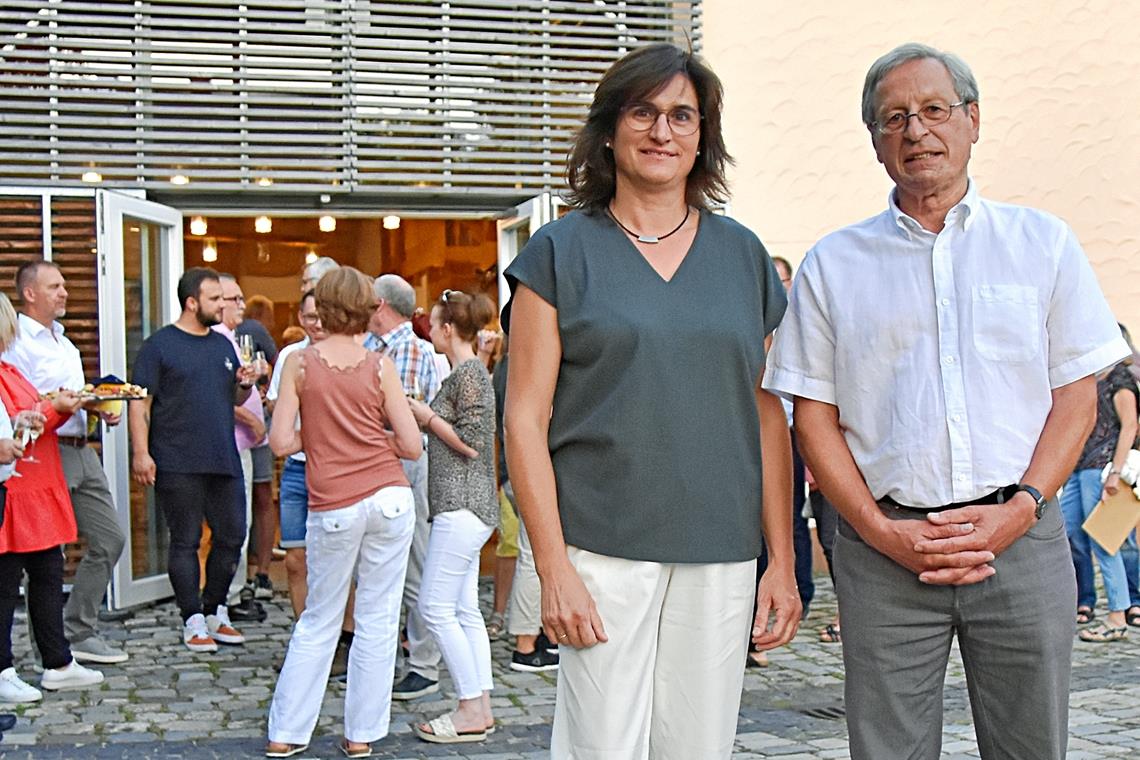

{"left": 265, "top": 267, "right": 422, "bottom": 759}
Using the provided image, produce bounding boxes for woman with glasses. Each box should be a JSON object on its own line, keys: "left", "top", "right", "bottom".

{"left": 502, "top": 43, "right": 799, "bottom": 758}
{"left": 265, "top": 268, "right": 422, "bottom": 759}
{"left": 405, "top": 289, "right": 498, "bottom": 744}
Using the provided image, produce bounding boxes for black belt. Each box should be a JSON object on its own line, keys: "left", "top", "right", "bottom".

{"left": 882, "top": 484, "right": 1018, "bottom": 513}
{"left": 57, "top": 436, "right": 89, "bottom": 448}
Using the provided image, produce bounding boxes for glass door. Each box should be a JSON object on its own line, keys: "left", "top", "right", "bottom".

{"left": 96, "top": 190, "right": 184, "bottom": 609}
{"left": 496, "top": 193, "right": 557, "bottom": 310}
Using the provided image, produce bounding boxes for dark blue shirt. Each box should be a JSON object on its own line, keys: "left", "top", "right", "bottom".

{"left": 132, "top": 325, "right": 242, "bottom": 476}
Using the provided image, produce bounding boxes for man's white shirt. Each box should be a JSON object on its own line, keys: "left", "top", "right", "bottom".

{"left": 4, "top": 313, "right": 87, "bottom": 437}
{"left": 763, "top": 180, "right": 1128, "bottom": 508}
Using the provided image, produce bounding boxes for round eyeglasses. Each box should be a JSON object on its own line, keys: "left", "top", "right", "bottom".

{"left": 621, "top": 103, "right": 702, "bottom": 136}
{"left": 872, "top": 101, "right": 966, "bottom": 135}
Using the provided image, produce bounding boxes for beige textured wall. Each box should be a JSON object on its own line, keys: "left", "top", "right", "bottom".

{"left": 703, "top": 0, "right": 1140, "bottom": 332}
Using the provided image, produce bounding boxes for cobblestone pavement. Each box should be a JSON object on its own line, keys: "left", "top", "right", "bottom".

{"left": 2, "top": 580, "right": 1137, "bottom": 758}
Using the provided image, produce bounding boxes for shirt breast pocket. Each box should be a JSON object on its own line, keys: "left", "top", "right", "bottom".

{"left": 971, "top": 285, "right": 1041, "bottom": 363}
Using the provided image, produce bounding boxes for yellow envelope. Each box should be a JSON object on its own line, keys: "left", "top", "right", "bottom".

{"left": 1082, "top": 487, "right": 1140, "bottom": 555}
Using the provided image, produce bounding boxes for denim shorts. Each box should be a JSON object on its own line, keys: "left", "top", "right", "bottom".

{"left": 278, "top": 457, "right": 309, "bottom": 548}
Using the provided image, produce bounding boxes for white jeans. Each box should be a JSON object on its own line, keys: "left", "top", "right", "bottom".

{"left": 418, "top": 509, "right": 495, "bottom": 700}
{"left": 268, "top": 485, "right": 414, "bottom": 745}
{"left": 552, "top": 547, "right": 755, "bottom": 760}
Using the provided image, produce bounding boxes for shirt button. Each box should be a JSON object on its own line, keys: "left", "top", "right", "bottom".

{"left": 957, "top": 474, "right": 967, "bottom": 482}
{"left": 941, "top": 298, "right": 950, "bottom": 306}
{"left": 943, "top": 355, "right": 955, "bottom": 364}
{"left": 952, "top": 414, "right": 962, "bottom": 422}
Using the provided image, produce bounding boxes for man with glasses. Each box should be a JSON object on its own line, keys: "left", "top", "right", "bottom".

{"left": 268, "top": 289, "right": 326, "bottom": 622}
{"left": 366, "top": 274, "right": 443, "bottom": 700}
{"left": 765, "top": 43, "right": 1128, "bottom": 759}
{"left": 212, "top": 274, "right": 268, "bottom": 624}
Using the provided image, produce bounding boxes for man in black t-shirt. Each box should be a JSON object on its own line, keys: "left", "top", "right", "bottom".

{"left": 128, "top": 267, "right": 258, "bottom": 654}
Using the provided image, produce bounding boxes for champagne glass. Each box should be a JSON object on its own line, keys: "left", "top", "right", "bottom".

{"left": 254, "top": 350, "right": 268, "bottom": 378}
{"left": 13, "top": 408, "right": 42, "bottom": 464}
{"left": 238, "top": 334, "right": 255, "bottom": 366}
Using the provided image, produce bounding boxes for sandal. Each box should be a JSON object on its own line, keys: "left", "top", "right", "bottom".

{"left": 1076, "top": 606, "right": 1096, "bottom": 625}
{"left": 265, "top": 743, "right": 309, "bottom": 758}
{"left": 819, "top": 623, "right": 841, "bottom": 643}
{"left": 746, "top": 650, "right": 769, "bottom": 668}
{"left": 485, "top": 611, "right": 505, "bottom": 639}
{"left": 1126, "top": 606, "right": 1140, "bottom": 628}
{"left": 1078, "top": 623, "right": 1128, "bottom": 643}
{"left": 414, "top": 714, "right": 488, "bottom": 744}
{"left": 338, "top": 739, "right": 373, "bottom": 758}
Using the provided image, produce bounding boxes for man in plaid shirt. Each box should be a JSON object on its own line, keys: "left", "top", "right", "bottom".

{"left": 367, "top": 274, "right": 444, "bottom": 700}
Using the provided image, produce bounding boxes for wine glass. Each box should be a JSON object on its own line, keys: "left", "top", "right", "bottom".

{"left": 238, "top": 334, "right": 254, "bottom": 366}
{"left": 254, "top": 350, "right": 268, "bottom": 378}
{"left": 12, "top": 408, "right": 42, "bottom": 464}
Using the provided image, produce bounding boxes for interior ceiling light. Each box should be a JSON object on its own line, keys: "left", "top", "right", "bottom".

{"left": 304, "top": 251, "right": 319, "bottom": 265}
{"left": 189, "top": 216, "right": 207, "bottom": 236}
{"left": 257, "top": 177, "right": 273, "bottom": 187}
{"left": 202, "top": 237, "right": 218, "bottom": 263}
{"left": 318, "top": 215, "right": 336, "bottom": 232}
{"left": 382, "top": 215, "right": 401, "bottom": 230}
{"left": 81, "top": 171, "right": 102, "bottom": 183}
{"left": 255, "top": 216, "right": 272, "bottom": 233}
{"left": 170, "top": 174, "right": 190, "bottom": 185}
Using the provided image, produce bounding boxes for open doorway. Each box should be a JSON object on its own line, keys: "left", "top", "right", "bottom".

{"left": 182, "top": 214, "right": 501, "bottom": 346}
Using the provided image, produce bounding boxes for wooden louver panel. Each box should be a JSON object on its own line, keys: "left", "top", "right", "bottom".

{"left": 0, "top": 0, "right": 701, "bottom": 197}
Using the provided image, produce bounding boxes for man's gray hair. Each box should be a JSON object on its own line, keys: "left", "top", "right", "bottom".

{"left": 373, "top": 274, "right": 416, "bottom": 318}
{"left": 303, "top": 256, "right": 340, "bottom": 280}
{"left": 861, "top": 43, "right": 979, "bottom": 126}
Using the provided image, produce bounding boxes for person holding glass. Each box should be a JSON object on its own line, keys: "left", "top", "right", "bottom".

{"left": 0, "top": 293, "right": 104, "bottom": 703}
{"left": 406, "top": 289, "right": 498, "bottom": 744}
{"left": 266, "top": 267, "right": 422, "bottom": 759}
{"left": 503, "top": 43, "right": 798, "bottom": 758}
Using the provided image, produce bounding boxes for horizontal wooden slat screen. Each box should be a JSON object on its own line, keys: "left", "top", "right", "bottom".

{"left": 0, "top": 0, "right": 700, "bottom": 198}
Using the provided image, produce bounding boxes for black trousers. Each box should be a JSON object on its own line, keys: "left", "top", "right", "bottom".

{"left": 155, "top": 471, "right": 246, "bottom": 622}
{"left": 0, "top": 547, "right": 71, "bottom": 671}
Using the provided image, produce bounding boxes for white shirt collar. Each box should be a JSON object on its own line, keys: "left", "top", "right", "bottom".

{"left": 17, "top": 312, "right": 64, "bottom": 340}
{"left": 888, "top": 178, "right": 979, "bottom": 237}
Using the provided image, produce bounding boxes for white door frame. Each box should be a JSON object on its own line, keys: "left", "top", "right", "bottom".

{"left": 497, "top": 193, "right": 558, "bottom": 310}
{"left": 96, "top": 189, "right": 184, "bottom": 609}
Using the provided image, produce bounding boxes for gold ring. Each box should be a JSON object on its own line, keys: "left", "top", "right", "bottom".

{"left": 559, "top": 633, "right": 568, "bottom": 640}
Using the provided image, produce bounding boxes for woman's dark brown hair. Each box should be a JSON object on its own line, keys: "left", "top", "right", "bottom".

{"left": 314, "top": 267, "right": 374, "bottom": 335}
{"left": 567, "top": 42, "right": 731, "bottom": 211}
{"left": 434, "top": 289, "right": 494, "bottom": 343}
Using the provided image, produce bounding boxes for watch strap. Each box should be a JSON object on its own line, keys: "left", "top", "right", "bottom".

{"left": 1014, "top": 483, "right": 1047, "bottom": 519}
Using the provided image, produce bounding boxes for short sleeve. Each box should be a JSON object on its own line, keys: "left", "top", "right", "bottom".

{"left": 757, "top": 245, "right": 788, "bottom": 339}
{"left": 132, "top": 335, "right": 161, "bottom": 393}
{"left": 501, "top": 228, "right": 556, "bottom": 334}
{"left": 762, "top": 248, "right": 838, "bottom": 404}
{"left": 1045, "top": 224, "right": 1130, "bottom": 387}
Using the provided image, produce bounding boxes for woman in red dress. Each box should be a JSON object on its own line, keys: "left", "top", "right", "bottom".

{"left": 0, "top": 293, "right": 103, "bottom": 703}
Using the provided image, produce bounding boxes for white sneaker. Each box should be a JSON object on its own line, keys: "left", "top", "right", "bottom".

{"left": 183, "top": 613, "right": 218, "bottom": 653}
{"left": 0, "top": 667, "right": 42, "bottom": 702}
{"left": 40, "top": 659, "right": 104, "bottom": 691}
{"left": 206, "top": 605, "right": 245, "bottom": 645}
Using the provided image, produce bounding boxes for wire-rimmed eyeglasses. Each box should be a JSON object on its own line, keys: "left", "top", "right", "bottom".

{"left": 621, "top": 103, "right": 702, "bottom": 136}
{"left": 872, "top": 101, "right": 966, "bottom": 135}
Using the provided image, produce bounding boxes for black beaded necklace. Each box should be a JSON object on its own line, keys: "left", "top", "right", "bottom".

{"left": 607, "top": 204, "right": 690, "bottom": 244}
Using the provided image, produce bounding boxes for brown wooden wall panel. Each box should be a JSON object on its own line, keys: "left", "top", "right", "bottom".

{"left": 0, "top": 196, "right": 44, "bottom": 300}
{"left": 48, "top": 198, "right": 100, "bottom": 381}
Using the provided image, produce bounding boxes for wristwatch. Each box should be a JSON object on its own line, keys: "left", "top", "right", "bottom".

{"left": 1014, "top": 483, "right": 1047, "bottom": 519}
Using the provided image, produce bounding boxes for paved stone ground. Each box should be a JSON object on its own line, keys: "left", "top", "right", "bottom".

{"left": 1, "top": 579, "right": 1138, "bottom": 758}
